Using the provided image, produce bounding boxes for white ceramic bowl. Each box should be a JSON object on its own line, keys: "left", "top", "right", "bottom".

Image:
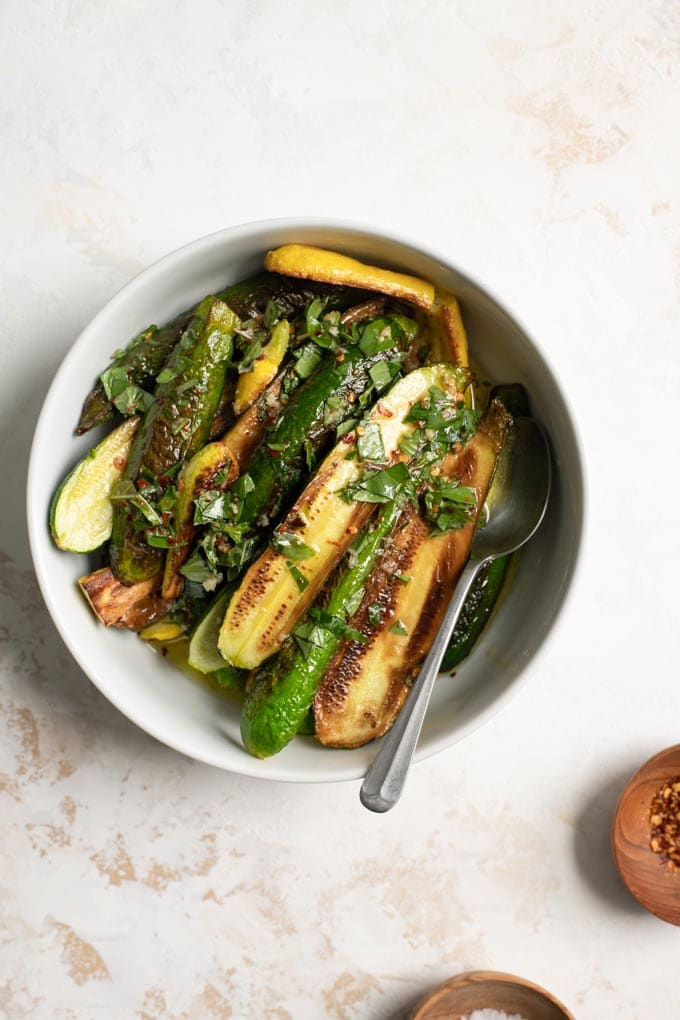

{"left": 27, "top": 219, "right": 584, "bottom": 782}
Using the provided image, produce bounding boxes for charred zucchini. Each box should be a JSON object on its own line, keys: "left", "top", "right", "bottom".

{"left": 78, "top": 567, "right": 169, "bottom": 630}
{"left": 440, "top": 382, "right": 530, "bottom": 669}
{"left": 241, "top": 499, "right": 404, "bottom": 758}
{"left": 50, "top": 417, "right": 139, "bottom": 552}
{"left": 264, "top": 244, "right": 435, "bottom": 309}
{"left": 233, "top": 318, "right": 290, "bottom": 416}
{"left": 313, "top": 398, "right": 511, "bottom": 748}
{"left": 110, "top": 297, "right": 238, "bottom": 584}
{"left": 219, "top": 363, "right": 471, "bottom": 670}
{"left": 76, "top": 274, "right": 374, "bottom": 434}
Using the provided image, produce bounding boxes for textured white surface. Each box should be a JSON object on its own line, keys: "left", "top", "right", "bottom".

{"left": 1, "top": 1, "right": 679, "bottom": 1018}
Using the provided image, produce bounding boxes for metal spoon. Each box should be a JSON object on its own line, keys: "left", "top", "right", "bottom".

{"left": 360, "top": 416, "right": 552, "bottom": 813}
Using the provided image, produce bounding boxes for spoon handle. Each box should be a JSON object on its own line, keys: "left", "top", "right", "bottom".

{"left": 360, "top": 556, "right": 485, "bottom": 813}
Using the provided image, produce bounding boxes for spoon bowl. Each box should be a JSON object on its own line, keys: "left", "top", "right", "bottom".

{"left": 474, "top": 417, "right": 552, "bottom": 560}
{"left": 361, "top": 416, "right": 552, "bottom": 812}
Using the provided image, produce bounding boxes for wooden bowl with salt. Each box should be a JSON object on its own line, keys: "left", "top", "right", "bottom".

{"left": 409, "top": 970, "right": 574, "bottom": 1020}
{"left": 612, "top": 743, "right": 680, "bottom": 926}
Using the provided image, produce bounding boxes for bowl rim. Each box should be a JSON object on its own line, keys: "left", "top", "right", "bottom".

{"left": 26, "top": 216, "right": 587, "bottom": 782}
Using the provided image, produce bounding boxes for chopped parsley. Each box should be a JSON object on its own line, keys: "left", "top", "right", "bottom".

{"left": 389, "top": 620, "right": 408, "bottom": 636}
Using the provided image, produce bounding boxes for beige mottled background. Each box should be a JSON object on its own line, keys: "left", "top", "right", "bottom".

{"left": 2, "top": 1, "right": 680, "bottom": 1018}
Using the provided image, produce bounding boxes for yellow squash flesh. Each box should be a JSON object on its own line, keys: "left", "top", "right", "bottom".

{"left": 218, "top": 364, "right": 465, "bottom": 670}
{"left": 264, "top": 244, "right": 435, "bottom": 310}
{"left": 314, "top": 399, "right": 511, "bottom": 748}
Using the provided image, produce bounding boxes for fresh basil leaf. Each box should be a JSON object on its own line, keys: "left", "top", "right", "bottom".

{"left": 111, "top": 384, "right": 154, "bottom": 416}
{"left": 294, "top": 343, "right": 323, "bottom": 379}
{"left": 340, "top": 462, "right": 412, "bottom": 504}
{"left": 272, "top": 531, "right": 316, "bottom": 561}
{"left": 357, "top": 422, "right": 386, "bottom": 464}
{"left": 263, "top": 300, "right": 281, "bottom": 328}
{"left": 286, "top": 561, "right": 309, "bottom": 591}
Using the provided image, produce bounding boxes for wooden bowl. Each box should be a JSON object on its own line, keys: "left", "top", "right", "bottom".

{"left": 612, "top": 743, "right": 680, "bottom": 926}
{"left": 410, "top": 970, "right": 574, "bottom": 1019}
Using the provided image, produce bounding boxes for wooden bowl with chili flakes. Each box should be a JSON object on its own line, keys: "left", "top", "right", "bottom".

{"left": 612, "top": 743, "right": 680, "bottom": 926}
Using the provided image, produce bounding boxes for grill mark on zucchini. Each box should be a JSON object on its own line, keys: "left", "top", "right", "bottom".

{"left": 219, "top": 364, "right": 468, "bottom": 670}
{"left": 314, "top": 399, "right": 511, "bottom": 748}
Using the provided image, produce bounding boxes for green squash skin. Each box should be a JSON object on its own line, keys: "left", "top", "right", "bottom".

{"left": 233, "top": 318, "right": 417, "bottom": 537}
{"left": 241, "top": 500, "right": 404, "bottom": 759}
{"left": 441, "top": 381, "right": 530, "bottom": 671}
{"left": 49, "top": 418, "right": 139, "bottom": 553}
{"left": 110, "top": 298, "right": 237, "bottom": 584}
{"left": 441, "top": 554, "right": 512, "bottom": 671}
{"left": 76, "top": 274, "right": 374, "bottom": 434}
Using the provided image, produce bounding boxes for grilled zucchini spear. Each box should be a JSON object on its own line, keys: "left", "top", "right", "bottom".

{"left": 76, "top": 274, "right": 373, "bottom": 434}
{"left": 313, "top": 398, "right": 511, "bottom": 748}
{"left": 218, "top": 363, "right": 471, "bottom": 670}
{"left": 110, "top": 297, "right": 239, "bottom": 584}
{"left": 241, "top": 498, "right": 404, "bottom": 757}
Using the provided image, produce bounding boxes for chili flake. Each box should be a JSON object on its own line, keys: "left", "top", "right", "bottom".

{"left": 649, "top": 775, "right": 680, "bottom": 870}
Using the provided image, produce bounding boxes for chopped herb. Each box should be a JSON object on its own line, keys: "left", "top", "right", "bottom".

{"left": 238, "top": 338, "right": 263, "bottom": 373}
{"left": 292, "top": 621, "right": 326, "bottom": 659}
{"left": 294, "top": 343, "right": 323, "bottom": 379}
{"left": 357, "top": 422, "right": 386, "bottom": 464}
{"left": 272, "top": 531, "right": 316, "bottom": 561}
{"left": 111, "top": 384, "right": 154, "bottom": 416}
{"left": 389, "top": 620, "right": 408, "bottom": 636}
{"left": 424, "top": 478, "right": 477, "bottom": 533}
{"left": 286, "top": 561, "right": 309, "bottom": 591}
{"left": 174, "top": 377, "right": 201, "bottom": 394}
{"left": 368, "top": 360, "right": 397, "bottom": 393}
{"left": 267, "top": 441, "right": 288, "bottom": 452}
{"left": 340, "top": 462, "right": 413, "bottom": 505}
{"left": 109, "top": 479, "right": 161, "bottom": 525}
{"left": 180, "top": 550, "right": 218, "bottom": 584}
{"left": 358, "top": 318, "right": 395, "bottom": 356}
{"left": 146, "top": 532, "right": 182, "bottom": 549}
{"left": 367, "top": 603, "right": 382, "bottom": 627}
{"left": 303, "top": 438, "right": 315, "bottom": 472}
{"left": 100, "top": 364, "right": 129, "bottom": 400}
{"left": 398, "top": 431, "right": 422, "bottom": 460}
{"left": 194, "top": 490, "right": 229, "bottom": 525}
{"left": 263, "top": 299, "right": 281, "bottom": 328}
{"left": 345, "top": 586, "right": 365, "bottom": 618}
{"left": 308, "top": 608, "right": 367, "bottom": 644}
{"left": 171, "top": 416, "right": 192, "bottom": 436}
{"left": 394, "top": 572, "right": 412, "bottom": 585}
{"left": 336, "top": 418, "right": 358, "bottom": 438}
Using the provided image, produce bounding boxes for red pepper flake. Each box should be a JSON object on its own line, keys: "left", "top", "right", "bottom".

{"left": 377, "top": 401, "right": 393, "bottom": 418}
{"left": 136, "top": 478, "right": 149, "bottom": 490}
{"left": 342, "top": 433, "right": 357, "bottom": 444}
{"left": 113, "top": 456, "right": 126, "bottom": 470}
{"left": 649, "top": 775, "right": 680, "bottom": 870}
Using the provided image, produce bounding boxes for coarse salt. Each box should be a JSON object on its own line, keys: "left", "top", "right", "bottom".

{"left": 461, "top": 1011, "right": 528, "bottom": 1020}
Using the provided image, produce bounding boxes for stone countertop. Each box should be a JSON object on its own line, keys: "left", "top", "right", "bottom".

{"left": 2, "top": 2, "right": 679, "bottom": 1017}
